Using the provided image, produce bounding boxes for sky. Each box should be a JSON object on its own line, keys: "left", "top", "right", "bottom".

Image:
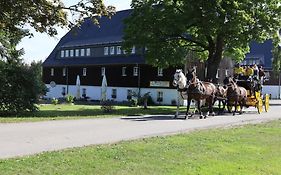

{"left": 18, "top": 0, "right": 131, "bottom": 64}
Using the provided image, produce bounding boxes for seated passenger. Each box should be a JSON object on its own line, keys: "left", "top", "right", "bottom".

{"left": 245, "top": 66, "right": 254, "bottom": 79}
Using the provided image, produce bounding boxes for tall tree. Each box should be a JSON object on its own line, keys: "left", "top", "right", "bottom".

{"left": 0, "top": 0, "right": 116, "bottom": 115}
{"left": 123, "top": 0, "right": 281, "bottom": 81}
{"left": 272, "top": 34, "right": 281, "bottom": 73}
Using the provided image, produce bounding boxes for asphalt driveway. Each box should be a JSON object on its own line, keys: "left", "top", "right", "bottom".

{"left": 0, "top": 101, "right": 280, "bottom": 159}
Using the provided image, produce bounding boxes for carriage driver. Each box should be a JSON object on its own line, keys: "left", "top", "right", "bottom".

{"left": 234, "top": 64, "right": 245, "bottom": 79}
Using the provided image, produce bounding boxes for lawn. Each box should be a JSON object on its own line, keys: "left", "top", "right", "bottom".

{"left": 0, "top": 120, "right": 280, "bottom": 175}
{"left": 0, "top": 104, "right": 186, "bottom": 123}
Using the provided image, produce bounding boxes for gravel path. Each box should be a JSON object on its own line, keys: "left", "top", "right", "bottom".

{"left": 0, "top": 101, "right": 280, "bottom": 159}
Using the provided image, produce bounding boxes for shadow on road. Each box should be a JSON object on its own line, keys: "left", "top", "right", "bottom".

{"left": 121, "top": 115, "right": 187, "bottom": 121}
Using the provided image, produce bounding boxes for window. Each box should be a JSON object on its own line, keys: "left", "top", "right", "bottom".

{"left": 216, "top": 69, "right": 220, "bottom": 78}
{"left": 157, "top": 67, "right": 163, "bottom": 76}
{"left": 82, "top": 88, "right": 87, "bottom": 97}
{"left": 127, "top": 89, "right": 132, "bottom": 100}
{"left": 112, "top": 89, "right": 117, "bottom": 99}
{"left": 65, "top": 50, "right": 69, "bottom": 57}
{"left": 80, "top": 49, "right": 85, "bottom": 56}
{"left": 83, "top": 68, "right": 87, "bottom": 76}
{"left": 225, "top": 69, "right": 229, "bottom": 76}
{"left": 104, "top": 47, "right": 109, "bottom": 55}
{"left": 122, "top": 67, "right": 127, "bottom": 76}
{"left": 70, "top": 50, "right": 74, "bottom": 57}
{"left": 62, "top": 68, "right": 66, "bottom": 76}
{"left": 133, "top": 67, "right": 138, "bottom": 76}
{"left": 110, "top": 46, "right": 115, "bottom": 55}
{"left": 62, "top": 87, "right": 66, "bottom": 96}
{"left": 61, "top": 50, "right": 65, "bottom": 58}
{"left": 51, "top": 68, "right": 54, "bottom": 76}
{"left": 101, "top": 67, "right": 105, "bottom": 76}
{"left": 75, "top": 49, "right": 79, "bottom": 57}
{"left": 157, "top": 91, "right": 163, "bottom": 102}
{"left": 131, "top": 46, "right": 136, "bottom": 54}
{"left": 86, "top": 48, "right": 91, "bottom": 56}
{"left": 117, "top": 46, "right": 121, "bottom": 55}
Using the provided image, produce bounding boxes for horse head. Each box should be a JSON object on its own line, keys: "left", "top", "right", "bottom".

{"left": 173, "top": 69, "right": 187, "bottom": 89}
{"left": 223, "top": 76, "right": 236, "bottom": 87}
{"left": 185, "top": 67, "right": 197, "bottom": 87}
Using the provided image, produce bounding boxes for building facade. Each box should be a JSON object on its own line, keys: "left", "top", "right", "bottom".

{"left": 42, "top": 10, "right": 180, "bottom": 105}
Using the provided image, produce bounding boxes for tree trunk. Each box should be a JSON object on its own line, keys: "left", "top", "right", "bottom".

{"left": 206, "top": 36, "right": 224, "bottom": 83}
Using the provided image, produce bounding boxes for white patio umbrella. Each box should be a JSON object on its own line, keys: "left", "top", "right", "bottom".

{"left": 101, "top": 75, "right": 107, "bottom": 102}
{"left": 76, "top": 75, "right": 81, "bottom": 99}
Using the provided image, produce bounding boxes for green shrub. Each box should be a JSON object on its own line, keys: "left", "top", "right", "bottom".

{"left": 65, "top": 95, "right": 74, "bottom": 104}
{"left": 129, "top": 98, "right": 138, "bottom": 107}
{"left": 0, "top": 61, "right": 47, "bottom": 116}
{"left": 51, "top": 98, "right": 58, "bottom": 105}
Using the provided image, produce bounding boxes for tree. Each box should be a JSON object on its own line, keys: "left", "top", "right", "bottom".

{"left": 0, "top": 0, "right": 115, "bottom": 57}
{"left": 123, "top": 0, "right": 281, "bottom": 81}
{"left": 0, "top": 0, "right": 116, "bottom": 115}
{"left": 0, "top": 60, "right": 48, "bottom": 115}
{"left": 272, "top": 35, "right": 281, "bottom": 74}
{"left": 0, "top": 0, "right": 115, "bottom": 36}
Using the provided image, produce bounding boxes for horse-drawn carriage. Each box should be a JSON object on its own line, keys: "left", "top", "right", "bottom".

{"left": 234, "top": 77, "right": 270, "bottom": 114}
{"left": 173, "top": 68, "right": 270, "bottom": 119}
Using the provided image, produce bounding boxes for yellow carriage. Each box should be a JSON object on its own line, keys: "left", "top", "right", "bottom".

{"left": 236, "top": 79, "right": 270, "bottom": 113}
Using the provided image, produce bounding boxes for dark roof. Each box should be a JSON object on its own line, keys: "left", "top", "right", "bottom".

{"left": 43, "top": 8, "right": 274, "bottom": 68}
{"left": 43, "top": 9, "right": 145, "bottom": 67}
{"left": 245, "top": 40, "right": 273, "bottom": 68}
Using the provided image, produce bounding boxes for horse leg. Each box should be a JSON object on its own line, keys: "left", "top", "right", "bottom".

{"left": 186, "top": 98, "right": 192, "bottom": 119}
{"left": 197, "top": 100, "right": 204, "bottom": 119}
{"left": 238, "top": 100, "right": 243, "bottom": 114}
{"left": 210, "top": 97, "right": 215, "bottom": 116}
{"left": 222, "top": 99, "right": 226, "bottom": 114}
{"left": 233, "top": 99, "right": 238, "bottom": 116}
{"left": 218, "top": 99, "right": 222, "bottom": 114}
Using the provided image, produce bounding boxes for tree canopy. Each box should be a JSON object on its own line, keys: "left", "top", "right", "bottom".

{"left": 0, "top": 0, "right": 115, "bottom": 59}
{"left": 123, "top": 0, "right": 281, "bottom": 80}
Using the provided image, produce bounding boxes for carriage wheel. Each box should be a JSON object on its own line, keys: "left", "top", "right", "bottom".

{"left": 227, "top": 105, "right": 233, "bottom": 113}
{"left": 264, "top": 94, "right": 270, "bottom": 112}
{"left": 256, "top": 98, "right": 263, "bottom": 114}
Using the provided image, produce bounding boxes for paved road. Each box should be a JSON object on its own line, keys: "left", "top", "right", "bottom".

{"left": 0, "top": 101, "right": 281, "bottom": 159}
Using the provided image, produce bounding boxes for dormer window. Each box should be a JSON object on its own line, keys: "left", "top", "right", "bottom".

{"left": 86, "top": 48, "right": 91, "bottom": 56}
{"left": 110, "top": 46, "right": 115, "bottom": 55}
{"left": 117, "top": 46, "right": 121, "bottom": 55}
{"left": 104, "top": 47, "right": 109, "bottom": 55}
{"left": 65, "top": 50, "right": 69, "bottom": 57}
{"left": 61, "top": 50, "right": 65, "bottom": 58}
{"left": 80, "top": 49, "right": 85, "bottom": 56}
{"left": 70, "top": 50, "right": 74, "bottom": 57}
{"left": 75, "top": 49, "right": 79, "bottom": 57}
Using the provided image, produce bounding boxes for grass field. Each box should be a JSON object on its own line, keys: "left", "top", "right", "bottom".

{"left": 0, "top": 120, "right": 280, "bottom": 174}
{"left": 0, "top": 104, "right": 186, "bottom": 123}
